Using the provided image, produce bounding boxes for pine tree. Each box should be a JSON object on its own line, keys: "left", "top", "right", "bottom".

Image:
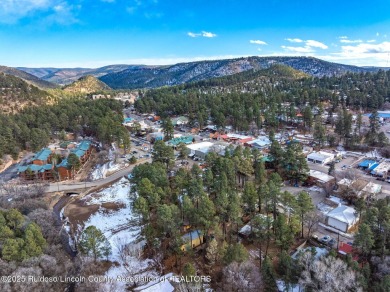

{"left": 297, "top": 191, "right": 314, "bottom": 238}
{"left": 79, "top": 225, "right": 111, "bottom": 262}
{"left": 354, "top": 223, "right": 374, "bottom": 258}
{"left": 205, "top": 238, "right": 219, "bottom": 271}
{"left": 262, "top": 256, "right": 277, "bottom": 292}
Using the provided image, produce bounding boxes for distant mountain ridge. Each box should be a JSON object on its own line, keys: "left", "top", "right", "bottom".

{"left": 100, "top": 56, "right": 382, "bottom": 89}
{"left": 17, "top": 56, "right": 385, "bottom": 89}
{"left": 18, "top": 65, "right": 147, "bottom": 85}
{"left": 0, "top": 66, "right": 58, "bottom": 89}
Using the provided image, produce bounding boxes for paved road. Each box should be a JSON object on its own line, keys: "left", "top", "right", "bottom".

{"left": 46, "top": 158, "right": 151, "bottom": 193}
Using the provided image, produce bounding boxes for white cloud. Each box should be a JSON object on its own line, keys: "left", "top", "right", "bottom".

{"left": 250, "top": 40, "right": 267, "bottom": 45}
{"left": 312, "top": 41, "right": 390, "bottom": 67}
{"left": 187, "top": 31, "right": 217, "bottom": 38}
{"left": 339, "top": 36, "right": 348, "bottom": 39}
{"left": 285, "top": 38, "right": 303, "bottom": 43}
{"left": 340, "top": 39, "right": 363, "bottom": 44}
{"left": 281, "top": 45, "right": 315, "bottom": 53}
{"left": 305, "top": 40, "right": 328, "bottom": 49}
{"left": 188, "top": 32, "right": 200, "bottom": 38}
{"left": 281, "top": 39, "right": 328, "bottom": 54}
{"left": 0, "top": 0, "right": 80, "bottom": 24}
{"left": 202, "top": 31, "right": 217, "bottom": 38}
{"left": 0, "top": 0, "right": 52, "bottom": 23}
{"left": 340, "top": 41, "right": 390, "bottom": 54}
{"left": 367, "top": 39, "right": 376, "bottom": 43}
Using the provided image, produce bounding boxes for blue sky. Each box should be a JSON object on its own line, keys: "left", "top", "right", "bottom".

{"left": 1, "top": 0, "right": 390, "bottom": 67}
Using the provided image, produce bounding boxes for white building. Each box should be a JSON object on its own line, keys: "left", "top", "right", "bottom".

{"left": 307, "top": 151, "right": 334, "bottom": 165}
{"left": 326, "top": 205, "right": 359, "bottom": 232}
{"left": 246, "top": 136, "right": 271, "bottom": 150}
{"left": 309, "top": 170, "right": 335, "bottom": 186}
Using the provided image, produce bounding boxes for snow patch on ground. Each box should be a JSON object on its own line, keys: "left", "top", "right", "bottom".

{"left": 90, "top": 161, "right": 122, "bottom": 180}
{"left": 78, "top": 178, "right": 158, "bottom": 289}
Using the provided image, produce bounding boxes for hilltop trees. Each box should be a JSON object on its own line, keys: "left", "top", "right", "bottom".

{"left": 0, "top": 99, "right": 126, "bottom": 158}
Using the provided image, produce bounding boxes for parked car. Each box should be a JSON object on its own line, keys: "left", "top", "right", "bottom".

{"left": 320, "top": 235, "right": 332, "bottom": 244}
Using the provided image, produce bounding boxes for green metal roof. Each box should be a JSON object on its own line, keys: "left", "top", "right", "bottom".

{"left": 34, "top": 148, "right": 51, "bottom": 161}
{"left": 71, "top": 149, "right": 85, "bottom": 158}
{"left": 78, "top": 140, "right": 91, "bottom": 151}
{"left": 166, "top": 136, "right": 193, "bottom": 146}
{"left": 261, "top": 156, "right": 274, "bottom": 162}
{"left": 57, "top": 158, "right": 68, "bottom": 168}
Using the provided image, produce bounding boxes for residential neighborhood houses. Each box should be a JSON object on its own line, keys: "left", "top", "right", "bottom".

{"left": 2, "top": 99, "right": 390, "bottom": 292}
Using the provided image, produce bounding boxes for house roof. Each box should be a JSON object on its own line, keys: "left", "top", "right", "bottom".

{"left": 338, "top": 242, "right": 353, "bottom": 255}
{"left": 239, "top": 137, "right": 253, "bottom": 144}
{"left": 186, "top": 141, "right": 213, "bottom": 151}
{"left": 371, "top": 161, "right": 390, "bottom": 175}
{"left": 309, "top": 170, "right": 334, "bottom": 183}
{"left": 368, "top": 163, "right": 379, "bottom": 171}
{"left": 78, "top": 140, "right": 91, "bottom": 151}
{"left": 182, "top": 230, "right": 202, "bottom": 242}
{"left": 33, "top": 148, "right": 51, "bottom": 161}
{"left": 18, "top": 163, "right": 53, "bottom": 173}
{"left": 71, "top": 149, "right": 86, "bottom": 158}
{"left": 307, "top": 151, "right": 333, "bottom": 162}
{"left": 327, "top": 205, "right": 358, "bottom": 225}
{"left": 57, "top": 158, "right": 68, "bottom": 168}
{"left": 166, "top": 136, "right": 193, "bottom": 146}
{"left": 358, "top": 159, "right": 377, "bottom": 168}
{"left": 361, "top": 181, "right": 382, "bottom": 194}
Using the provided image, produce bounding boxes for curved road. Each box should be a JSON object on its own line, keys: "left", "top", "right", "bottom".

{"left": 46, "top": 158, "right": 151, "bottom": 193}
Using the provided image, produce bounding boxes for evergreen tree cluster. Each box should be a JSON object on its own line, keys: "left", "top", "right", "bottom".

{"left": 0, "top": 209, "right": 46, "bottom": 262}
{"left": 0, "top": 98, "right": 128, "bottom": 159}
{"left": 135, "top": 68, "right": 390, "bottom": 131}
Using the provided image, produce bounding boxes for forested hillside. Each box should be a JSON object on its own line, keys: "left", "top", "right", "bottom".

{"left": 0, "top": 66, "right": 58, "bottom": 89}
{"left": 135, "top": 66, "right": 390, "bottom": 130}
{"left": 63, "top": 75, "right": 111, "bottom": 94}
{"left": 0, "top": 99, "right": 128, "bottom": 159}
{"left": 101, "top": 56, "right": 379, "bottom": 89}
{"left": 0, "top": 73, "right": 54, "bottom": 114}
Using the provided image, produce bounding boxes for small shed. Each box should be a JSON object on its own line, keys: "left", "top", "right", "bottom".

{"left": 326, "top": 205, "right": 359, "bottom": 233}
{"left": 181, "top": 230, "right": 203, "bottom": 251}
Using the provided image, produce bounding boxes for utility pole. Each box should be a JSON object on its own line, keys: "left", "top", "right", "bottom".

{"left": 337, "top": 231, "right": 340, "bottom": 251}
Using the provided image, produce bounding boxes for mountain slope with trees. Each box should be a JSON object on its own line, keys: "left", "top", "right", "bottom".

{"left": 63, "top": 75, "right": 111, "bottom": 94}
{"left": 135, "top": 66, "right": 390, "bottom": 133}
{"left": 0, "top": 66, "right": 58, "bottom": 89}
{"left": 0, "top": 73, "right": 54, "bottom": 114}
{"left": 100, "top": 56, "right": 379, "bottom": 89}
{"left": 18, "top": 65, "right": 146, "bottom": 85}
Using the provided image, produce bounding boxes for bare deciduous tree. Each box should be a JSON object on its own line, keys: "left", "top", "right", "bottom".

{"left": 304, "top": 211, "right": 324, "bottom": 238}
{"left": 219, "top": 260, "right": 263, "bottom": 292}
{"left": 298, "top": 251, "right": 363, "bottom": 292}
